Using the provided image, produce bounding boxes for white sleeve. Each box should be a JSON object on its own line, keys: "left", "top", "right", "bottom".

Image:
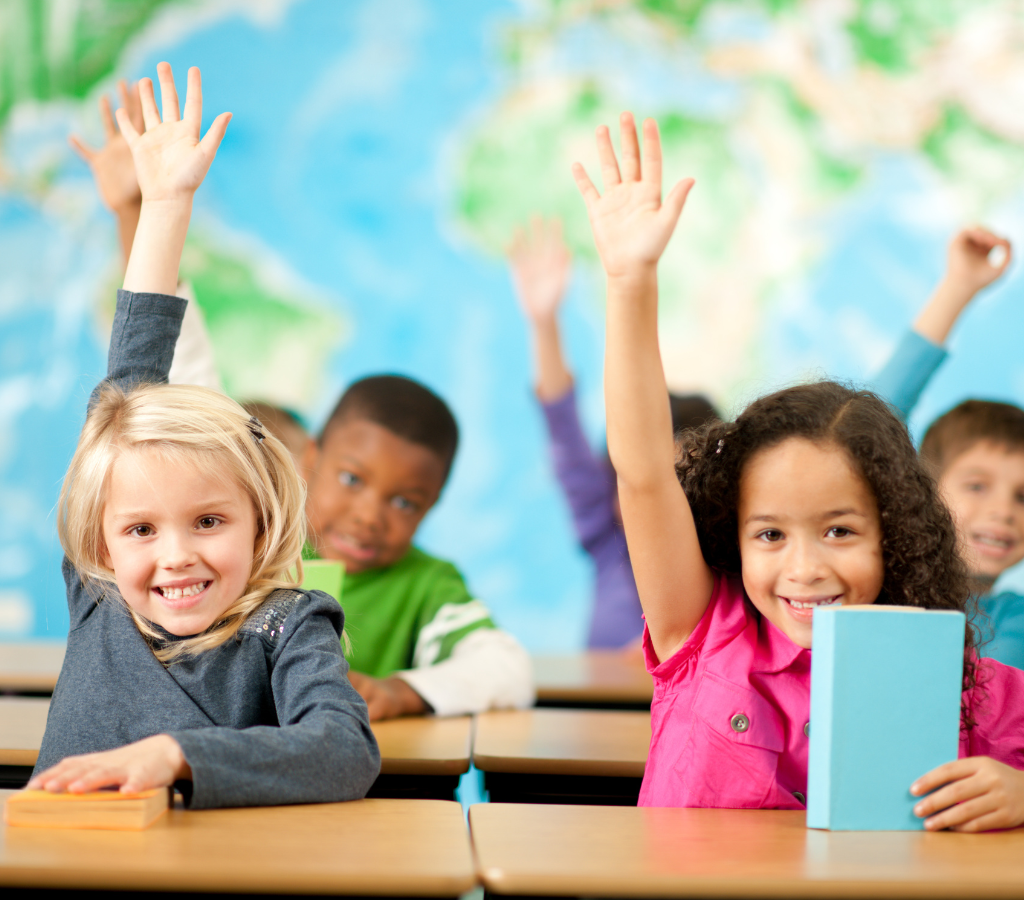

{"left": 395, "top": 628, "right": 535, "bottom": 717}
{"left": 168, "top": 282, "right": 223, "bottom": 391}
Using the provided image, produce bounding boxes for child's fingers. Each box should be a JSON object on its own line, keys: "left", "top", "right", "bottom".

{"left": 595, "top": 125, "right": 622, "bottom": 191}
{"left": 68, "top": 134, "right": 96, "bottom": 162}
{"left": 138, "top": 77, "right": 161, "bottom": 131}
{"left": 991, "top": 237, "right": 1012, "bottom": 274}
{"left": 660, "top": 177, "right": 696, "bottom": 230}
{"left": 198, "top": 111, "right": 232, "bottom": 161}
{"left": 99, "top": 95, "right": 117, "bottom": 139}
{"left": 910, "top": 758, "right": 972, "bottom": 797}
{"left": 183, "top": 66, "right": 203, "bottom": 129}
{"left": 619, "top": 112, "right": 641, "bottom": 183}
{"left": 506, "top": 226, "right": 525, "bottom": 258}
{"left": 924, "top": 792, "right": 999, "bottom": 832}
{"left": 156, "top": 61, "right": 181, "bottom": 123}
{"left": 572, "top": 162, "right": 601, "bottom": 208}
{"left": 114, "top": 108, "right": 140, "bottom": 144}
{"left": 641, "top": 118, "right": 662, "bottom": 189}
{"left": 123, "top": 80, "right": 145, "bottom": 132}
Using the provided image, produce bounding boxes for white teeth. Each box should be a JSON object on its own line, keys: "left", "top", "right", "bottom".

{"left": 976, "top": 535, "right": 1011, "bottom": 549}
{"left": 158, "top": 582, "right": 208, "bottom": 600}
{"left": 788, "top": 597, "right": 842, "bottom": 610}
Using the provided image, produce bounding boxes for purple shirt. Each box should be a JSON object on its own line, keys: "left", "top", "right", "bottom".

{"left": 640, "top": 572, "right": 1024, "bottom": 809}
{"left": 540, "top": 388, "right": 644, "bottom": 648}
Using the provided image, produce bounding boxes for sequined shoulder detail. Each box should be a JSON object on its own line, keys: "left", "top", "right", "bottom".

{"left": 238, "top": 589, "right": 305, "bottom": 643}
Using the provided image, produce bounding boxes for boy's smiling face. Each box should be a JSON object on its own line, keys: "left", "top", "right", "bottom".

{"left": 938, "top": 440, "right": 1024, "bottom": 584}
{"left": 303, "top": 417, "right": 446, "bottom": 573}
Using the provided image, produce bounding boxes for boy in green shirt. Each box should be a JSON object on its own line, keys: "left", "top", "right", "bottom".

{"left": 300, "top": 375, "right": 534, "bottom": 720}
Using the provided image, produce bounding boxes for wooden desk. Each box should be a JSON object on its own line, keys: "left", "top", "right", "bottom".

{"left": 0, "top": 698, "right": 47, "bottom": 789}
{"left": 368, "top": 715, "right": 472, "bottom": 801}
{"left": 471, "top": 804, "right": 1024, "bottom": 898}
{"left": 533, "top": 651, "right": 653, "bottom": 709}
{"left": 473, "top": 709, "right": 649, "bottom": 805}
{"left": 0, "top": 699, "right": 471, "bottom": 799}
{"left": 0, "top": 642, "right": 65, "bottom": 694}
{"left": 0, "top": 791, "right": 474, "bottom": 897}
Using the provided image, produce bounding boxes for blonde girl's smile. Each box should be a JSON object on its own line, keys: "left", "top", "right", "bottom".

{"left": 738, "top": 437, "right": 885, "bottom": 648}
{"left": 100, "top": 448, "right": 259, "bottom": 636}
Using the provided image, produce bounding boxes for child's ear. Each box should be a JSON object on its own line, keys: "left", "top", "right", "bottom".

{"left": 99, "top": 540, "right": 113, "bottom": 572}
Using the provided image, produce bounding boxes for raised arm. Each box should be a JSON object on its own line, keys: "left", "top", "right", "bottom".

{"left": 508, "top": 216, "right": 574, "bottom": 402}
{"left": 572, "top": 113, "right": 713, "bottom": 663}
{"left": 118, "top": 63, "right": 231, "bottom": 297}
{"left": 874, "top": 227, "right": 1012, "bottom": 419}
{"left": 69, "top": 81, "right": 145, "bottom": 267}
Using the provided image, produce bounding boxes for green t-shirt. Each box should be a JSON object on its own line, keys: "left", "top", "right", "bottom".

{"left": 310, "top": 546, "right": 496, "bottom": 678}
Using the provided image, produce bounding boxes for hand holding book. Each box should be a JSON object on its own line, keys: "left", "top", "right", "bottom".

{"left": 912, "top": 756, "right": 1024, "bottom": 832}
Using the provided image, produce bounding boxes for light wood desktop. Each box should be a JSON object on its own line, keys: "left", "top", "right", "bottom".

{"left": 533, "top": 651, "right": 653, "bottom": 708}
{"left": 473, "top": 708, "right": 649, "bottom": 805}
{"left": 373, "top": 715, "right": 471, "bottom": 776}
{"left": 471, "top": 804, "right": 1024, "bottom": 898}
{"left": 474, "top": 708, "right": 648, "bottom": 778}
{"left": 0, "top": 790, "right": 475, "bottom": 896}
{"left": 0, "top": 698, "right": 48, "bottom": 768}
{"left": 0, "top": 643, "right": 65, "bottom": 694}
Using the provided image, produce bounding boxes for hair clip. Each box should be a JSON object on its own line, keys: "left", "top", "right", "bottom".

{"left": 716, "top": 438, "right": 725, "bottom": 455}
{"left": 247, "top": 416, "right": 266, "bottom": 443}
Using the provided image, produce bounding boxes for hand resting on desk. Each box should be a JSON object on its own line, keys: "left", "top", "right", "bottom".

{"left": 912, "top": 756, "right": 1024, "bottom": 832}
{"left": 27, "top": 734, "right": 192, "bottom": 794}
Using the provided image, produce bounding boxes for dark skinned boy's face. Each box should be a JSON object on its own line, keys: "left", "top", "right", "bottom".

{"left": 302, "top": 418, "right": 446, "bottom": 574}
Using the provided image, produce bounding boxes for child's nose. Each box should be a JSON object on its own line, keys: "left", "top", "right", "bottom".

{"left": 350, "top": 489, "right": 385, "bottom": 530}
{"left": 784, "top": 539, "right": 828, "bottom": 584}
{"left": 158, "top": 532, "right": 199, "bottom": 569}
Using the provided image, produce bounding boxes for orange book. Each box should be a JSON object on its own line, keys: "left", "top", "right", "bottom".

{"left": 3, "top": 788, "right": 170, "bottom": 831}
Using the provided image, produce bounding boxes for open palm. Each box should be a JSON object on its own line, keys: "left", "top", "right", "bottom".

{"left": 573, "top": 114, "right": 694, "bottom": 279}
{"left": 117, "top": 62, "right": 231, "bottom": 204}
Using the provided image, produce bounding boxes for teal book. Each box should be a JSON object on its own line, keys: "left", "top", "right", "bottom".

{"left": 806, "top": 606, "right": 965, "bottom": 831}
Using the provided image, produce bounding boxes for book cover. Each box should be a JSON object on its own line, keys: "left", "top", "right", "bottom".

{"left": 4, "top": 788, "right": 170, "bottom": 831}
{"left": 806, "top": 606, "right": 964, "bottom": 831}
{"left": 299, "top": 559, "right": 345, "bottom": 601}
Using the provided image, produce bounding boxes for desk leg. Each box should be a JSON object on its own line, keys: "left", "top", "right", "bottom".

{"left": 368, "top": 773, "right": 461, "bottom": 801}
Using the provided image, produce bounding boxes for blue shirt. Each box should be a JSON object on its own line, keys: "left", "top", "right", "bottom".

{"left": 872, "top": 329, "right": 1024, "bottom": 671}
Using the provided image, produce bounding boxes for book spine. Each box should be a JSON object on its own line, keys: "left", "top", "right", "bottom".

{"left": 806, "top": 608, "right": 836, "bottom": 829}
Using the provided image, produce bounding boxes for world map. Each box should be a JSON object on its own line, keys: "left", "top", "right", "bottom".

{"left": 3, "top": 0, "right": 1024, "bottom": 647}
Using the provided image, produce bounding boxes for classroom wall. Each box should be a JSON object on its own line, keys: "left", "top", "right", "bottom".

{"left": 2, "top": 0, "right": 1024, "bottom": 649}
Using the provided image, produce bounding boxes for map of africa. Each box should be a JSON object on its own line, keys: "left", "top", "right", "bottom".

{"left": 2, "top": 0, "right": 1024, "bottom": 646}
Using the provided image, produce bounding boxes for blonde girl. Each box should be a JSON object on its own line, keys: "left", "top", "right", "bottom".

{"left": 29, "top": 64, "right": 378, "bottom": 807}
{"left": 572, "top": 113, "right": 1024, "bottom": 831}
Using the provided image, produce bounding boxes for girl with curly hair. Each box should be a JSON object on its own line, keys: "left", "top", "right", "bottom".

{"left": 572, "top": 112, "right": 1024, "bottom": 830}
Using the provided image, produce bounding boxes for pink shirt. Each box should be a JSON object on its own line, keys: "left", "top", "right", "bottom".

{"left": 640, "top": 572, "right": 1024, "bottom": 809}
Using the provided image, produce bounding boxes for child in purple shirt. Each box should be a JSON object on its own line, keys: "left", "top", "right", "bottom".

{"left": 574, "top": 111, "right": 1024, "bottom": 830}
{"left": 509, "top": 218, "right": 718, "bottom": 649}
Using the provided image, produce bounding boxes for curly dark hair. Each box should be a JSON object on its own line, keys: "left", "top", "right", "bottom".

{"left": 675, "top": 381, "right": 977, "bottom": 700}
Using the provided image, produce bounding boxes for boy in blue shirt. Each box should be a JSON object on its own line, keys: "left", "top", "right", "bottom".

{"left": 873, "top": 227, "right": 1024, "bottom": 668}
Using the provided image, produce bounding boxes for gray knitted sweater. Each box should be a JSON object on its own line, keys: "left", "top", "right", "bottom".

{"left": 34, "top": 290, "right": 380, "bottom": 809}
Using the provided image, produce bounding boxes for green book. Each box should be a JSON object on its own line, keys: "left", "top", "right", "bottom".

{"left": 299, "top": 559, "right": 345, "bottom": 602}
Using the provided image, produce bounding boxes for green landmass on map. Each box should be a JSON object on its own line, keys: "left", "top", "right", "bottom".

{"left": 0, "top": 0, "right": 185, "bottom": 127}
{"left": 179, "top": 236, "right": 345, "bottom": 408}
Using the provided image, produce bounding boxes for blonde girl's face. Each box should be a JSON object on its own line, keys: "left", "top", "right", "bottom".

{"left": 101, "top": 449, "right": 259, "bottom": 636}
{"left": 737, "top": 437, "right": 885, "bottom": 650}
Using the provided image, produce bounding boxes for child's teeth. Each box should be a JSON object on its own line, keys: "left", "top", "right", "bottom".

{"left": 160, "top": 582, "right": 207, "bottom": 599}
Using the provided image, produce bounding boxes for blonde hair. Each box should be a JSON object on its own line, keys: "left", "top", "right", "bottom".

{"left": 58, "top": 382, "right": 308, "bottom": 663}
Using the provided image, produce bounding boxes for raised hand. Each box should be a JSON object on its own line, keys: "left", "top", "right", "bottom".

{"left": 572, "top": 113, "right": 694, "bottom": 280}
{"left": 69, "top": 81, "right": 144, "bottom": 214}
{"left": 945, "top": 227, "right": 1012, "bottom": 297}
{"left": 508, "top": 216, "right": 572, "bottom": 323}
{"left": 116, "top": 62, "right": 231, "bottom": 204}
